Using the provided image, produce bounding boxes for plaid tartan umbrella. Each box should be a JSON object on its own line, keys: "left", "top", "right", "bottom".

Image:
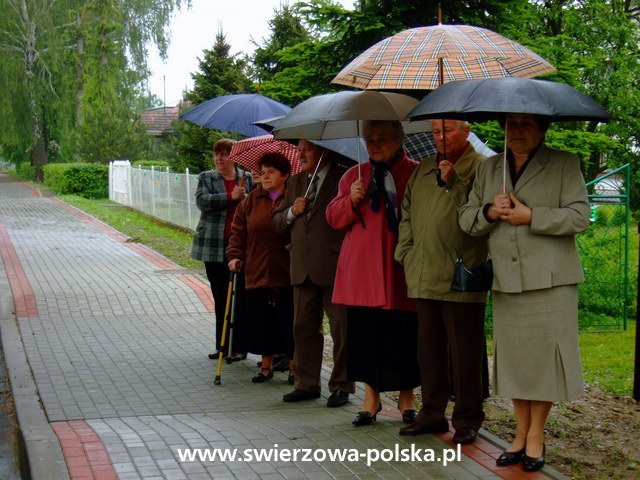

{"left": 331, "top": 24, "right": 556, "bottom": 90}
{"left": 227, "top": 135, "right": 302, "bottom": 174}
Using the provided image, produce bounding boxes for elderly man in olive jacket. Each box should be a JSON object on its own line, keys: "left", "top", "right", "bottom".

{"left": 395, "top": 120, "right": 488, "bottom": 444}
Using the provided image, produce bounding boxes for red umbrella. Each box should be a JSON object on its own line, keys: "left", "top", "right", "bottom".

{"left": 227, "top": 135, "right": 301, "bottom": 174}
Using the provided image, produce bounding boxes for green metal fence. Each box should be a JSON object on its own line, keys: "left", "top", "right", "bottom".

{"left": 577, "top": 164, "right": 630, "bottom": 331}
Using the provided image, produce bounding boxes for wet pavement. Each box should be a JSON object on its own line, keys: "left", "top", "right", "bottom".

{"left": 0, "top": 173, "right": 566, "bottom": 480}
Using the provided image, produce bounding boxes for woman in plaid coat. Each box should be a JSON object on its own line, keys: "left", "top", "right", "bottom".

{"left": 191, "top": 139, "right": 253, "bottom": 360}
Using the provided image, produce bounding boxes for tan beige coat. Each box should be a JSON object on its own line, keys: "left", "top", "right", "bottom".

{"left": 459, "top": 144, "right": 590, "bottom": 293}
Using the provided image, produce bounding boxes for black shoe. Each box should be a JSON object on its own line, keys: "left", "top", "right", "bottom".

{"left": 453, "top": 427, "right": 478, "bottom": 445}
{"left": 208, "top": 351, "right": 225, "bottom": 359}
{"left": 399, "top": 419, "right": 449, "bottom": 436}
{"left": 523, "top": 444, "right": 545, "bottom": 472}
{"left": 327, "top": 390, "right": 349, "bottom": 408}
{"left": 352, "top": 403, "right": 382, "bottom": 426}
{"left": 496, "top": 448, "right": 525, "bottom": 466}
{"left": 273, "top": 356, "right": 290, "bottom": 372}
{"left": 283, "top": 389, "right": 320, "bottom": 402}
{"left": 251, "top": 368, "right": 273, "bottom": 383}
{"left": 227, "top": 353, "right": 247, "bottom": 362}
{"left": 287, "top": 371, "right": 295, "bottom": 385}
{"left": 401, "top": 409, "right": 418, "bottom": 424}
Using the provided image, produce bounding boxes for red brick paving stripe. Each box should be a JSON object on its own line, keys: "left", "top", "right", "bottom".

{"left": 4, "top": 176, "right": 42, "bottom": 197}
{"left": 378, "top": 409, "right": 551, "bottom": 480}
{"left": 179, "top": 274, "right": 215, "bottom": 312}
{"left": 125, "top": 242, "right": 176, "bottom": 269}
{"left": 48, "top": 197, "right": 216, "bottom": 312}
{"left": 51, "top": 420, "right": 117, "bottom": 480}
{"left": 0, "top": 222, "right": 38, "bottom": 318}
{"left": 432, "top": 429, "right": 551, "bottom": 479}
{"left": 48, "top": 198, "right": 128, "bottom": 242}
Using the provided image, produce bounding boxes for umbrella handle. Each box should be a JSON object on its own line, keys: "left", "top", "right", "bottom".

{"left": 304, "top": 152, "right": 324, "bottom": 197}
{"left": 502, "top": 117, "right": 508, "bottom": 194}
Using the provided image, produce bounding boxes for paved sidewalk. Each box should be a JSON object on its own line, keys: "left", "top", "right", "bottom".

{"left": 0, "top": 174, "right": 566, "bottom": 480}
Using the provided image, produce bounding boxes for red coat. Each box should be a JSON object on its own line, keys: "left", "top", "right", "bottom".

{"left": 326, "top": 151, "right": 417, "bottom": 311}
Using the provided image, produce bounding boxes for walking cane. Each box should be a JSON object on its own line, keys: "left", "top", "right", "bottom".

{"left": 225, "top": 272, "right": 239, "bottom": 365}
{"left": 214, "top": 272, "right": 237, "bottom": 385}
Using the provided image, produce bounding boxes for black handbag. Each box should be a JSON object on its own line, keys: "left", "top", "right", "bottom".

{"left": 450, "top": 216, "right": 493, "bottom": 292}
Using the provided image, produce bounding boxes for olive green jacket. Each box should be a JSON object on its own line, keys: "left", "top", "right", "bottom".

{"left": 395, "top": 145, "right": 488, "bottom": 302}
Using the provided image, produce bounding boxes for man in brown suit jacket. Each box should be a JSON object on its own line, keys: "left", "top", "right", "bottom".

{"left": 273, "top": 139, "right": 354, "bottom": 407}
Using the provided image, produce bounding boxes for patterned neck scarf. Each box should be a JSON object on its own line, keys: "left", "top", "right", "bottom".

{"left": 366, "top": 150, "right": 401, "bottom": 232}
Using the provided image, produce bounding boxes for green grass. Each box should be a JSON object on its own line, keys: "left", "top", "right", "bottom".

{"left": 59, "top": 193, "right": 639, "bottom": 398}
{"left": 579, "top": 321, "right": 636, "bottom": 396}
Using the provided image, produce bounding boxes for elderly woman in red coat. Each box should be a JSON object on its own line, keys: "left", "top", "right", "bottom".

{"left": 326, "top": 120, "right": 420, "bottom": 427}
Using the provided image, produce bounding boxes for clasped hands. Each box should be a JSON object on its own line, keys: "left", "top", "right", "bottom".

{"left": 487, "top": 191, "right": 532, "bottom": 225}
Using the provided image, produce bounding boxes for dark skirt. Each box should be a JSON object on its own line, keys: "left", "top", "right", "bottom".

{"left": 245, "top": 287, "right": 294, "bottom": 357}
{"left": 347, "top": 306, "right": 420, "bottom": 392}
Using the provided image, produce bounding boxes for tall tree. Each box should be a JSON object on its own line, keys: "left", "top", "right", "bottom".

{"left": 251, "top": 3, "right": 310, "bottom": 84}
{"left": 174, "top": 30, "right": 252, "bottom": 174}
{"left": 0, "top": 0, "right": 186, "bottom": 177}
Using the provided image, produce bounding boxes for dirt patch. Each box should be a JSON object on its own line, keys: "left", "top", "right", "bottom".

{"left": 322, "top": 333, "right": 640, "bottom": 479}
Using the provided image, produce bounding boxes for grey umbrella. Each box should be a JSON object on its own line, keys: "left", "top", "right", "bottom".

{"left": 255, "top": 116, "right": 494, "bottom": 162}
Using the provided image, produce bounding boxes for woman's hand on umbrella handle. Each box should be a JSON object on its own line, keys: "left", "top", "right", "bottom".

{"left": 502, "top": 193, "right": 532, "bottom": 225}
{"left": 291, "top": 196, "right": 308, "bottom": 216}
{"left": 488, "top": 192, "right": 512, "bottom": 222}
{"left": 228, "top": 259, "right": 242, "bottom": 272}
{"left": 350, "top": 179, "right": 366, "bottom": 207}
{"left": 231, "top": 185, "right": 245, "bottom": 200}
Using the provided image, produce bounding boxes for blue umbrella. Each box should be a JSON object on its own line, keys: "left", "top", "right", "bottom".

{"left": 181, "top": 93, "right": 291, "bottom": 137}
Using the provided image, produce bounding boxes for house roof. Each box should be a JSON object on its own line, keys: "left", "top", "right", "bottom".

{"left": 140, "top": 106, "right": 180, "bottom": 136}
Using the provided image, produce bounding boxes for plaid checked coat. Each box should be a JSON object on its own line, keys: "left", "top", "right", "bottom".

{"left": 190, "top": 168, "right": 253, "bottom": 262}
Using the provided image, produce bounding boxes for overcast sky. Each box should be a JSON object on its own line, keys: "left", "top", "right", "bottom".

{"left": 147, "top": 0, "right": 354, "bottom": 106}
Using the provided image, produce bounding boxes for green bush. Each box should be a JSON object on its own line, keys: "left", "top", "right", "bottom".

{"left": 43, "top": 163, "right": 108, "bottom": 199}
{"left": 14, "top": 162, "right": 37, "bottom": 181}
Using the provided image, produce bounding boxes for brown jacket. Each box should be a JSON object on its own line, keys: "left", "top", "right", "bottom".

{"left": 227, "top": 185, "right": 291, "bottom": 289}
{"left": 272, "top": 162, "right": 347, "bottom": 287}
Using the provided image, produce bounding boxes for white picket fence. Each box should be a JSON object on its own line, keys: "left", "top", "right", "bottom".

{"left": 109, "top": 161, "right": 200, "bottom": 231}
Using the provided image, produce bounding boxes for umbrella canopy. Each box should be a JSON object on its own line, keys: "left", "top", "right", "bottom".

{"left": 272, "top": 90, "right": 420, "bottom": 140}
{"left": 408, "top": 77, "right": 611, "bottom": 123}
{"left": 256, "top": 114, "right": 494, "bottom": 162}
{"left": 227, "top": 135, "right": 301, "bottom": 174}
{"left": 181, "top": 93, "right": 291, "bottom": 137}
{"left": 331, "top": 24, "right": 556, "bottom": 90}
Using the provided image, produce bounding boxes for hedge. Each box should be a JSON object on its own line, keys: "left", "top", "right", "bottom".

{"left": 43, "top": 163, "right": 108, "bottom": 199}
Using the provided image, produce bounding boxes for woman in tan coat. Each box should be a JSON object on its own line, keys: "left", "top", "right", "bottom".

{"left": 460, "top": 113, "right": 590, "bottom": 472}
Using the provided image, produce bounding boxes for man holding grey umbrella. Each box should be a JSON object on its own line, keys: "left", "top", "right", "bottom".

{"left": 395, "top": 119, "right": 488, "bottom": 444}
{"left": 273, "top": 140, "right": 354, "bottom": 407}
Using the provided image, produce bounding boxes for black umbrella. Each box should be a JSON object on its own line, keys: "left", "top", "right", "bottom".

{"left": 408, "top": 77, "right": 610, "bottom": 123}
{"left": 408, "top": 77, "right": 610, "bottom": 189}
